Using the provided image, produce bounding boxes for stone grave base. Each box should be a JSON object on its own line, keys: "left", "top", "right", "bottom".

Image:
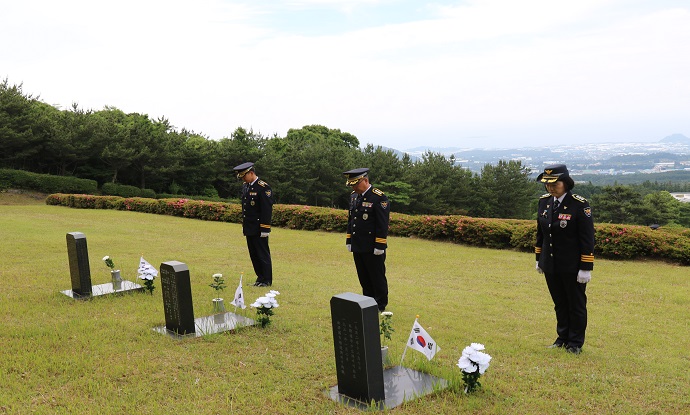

{"left": 152, "top": 312, "right": 256, "bottom": 339}
{"left": 329, "top": 365, "right": 448, "bottom": 410}
{"left": 61, "top": 280, "right": 144, "bottom": 299}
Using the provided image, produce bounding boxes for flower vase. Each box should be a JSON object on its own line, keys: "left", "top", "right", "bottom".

{"left": 212, "top": 298, "right": 225, "bottom": 313}
{"left": 381, "top": 345, "right": 391, "bottom": 367}
{"left": 111, "top": 270, "right": 122, "bottom": 291}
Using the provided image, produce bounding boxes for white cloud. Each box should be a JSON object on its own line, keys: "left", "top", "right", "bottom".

{"left": 1, "top": 0, "right": 688, "bottom": 147}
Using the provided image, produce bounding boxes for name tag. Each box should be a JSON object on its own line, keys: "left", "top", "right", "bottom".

{"left": 362, "top": 202, "right": 373, "bottom": 207}
{"left": 558, "top": 214, "right": 571, "bottom": 220}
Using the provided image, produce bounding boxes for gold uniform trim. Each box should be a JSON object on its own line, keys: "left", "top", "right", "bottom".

{"left": 580, "top": 254, "right": 594, "bottom": 262}
{"left": 535, "top": 247, "right": 542, "bottom": 254}
{"left": 375, "top": 237, "right": 387, "bottom": 244}
{"left": 236, "top": 166, "right": 252, "bottom": 178}
{"left": 260, "top": 224, "right": 271, "bottom": 229}
{"left": 346, "top": 233, "right": 351, "bottom": 238}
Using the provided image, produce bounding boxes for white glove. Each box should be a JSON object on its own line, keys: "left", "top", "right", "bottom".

{"left": 260, "top": 232, "right": 269, "bottom": 238}
{"left": 577, "top": 270, "right": 591, "bottom": 284}
{"left": 374, "top": 249, "right": 385, "bottom": 256}
{"left": 346, "top": 244, "right": 352, "bottom": 252}
{"left": 536, "top": 261, "right": 544, "bottom": 274}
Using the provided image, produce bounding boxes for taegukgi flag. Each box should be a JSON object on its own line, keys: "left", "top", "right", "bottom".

{"left": 231, "top": 274, "right": 246, "bottom": 309}
{"left": 406, "top": 319, "right": 440, "bottom": 361}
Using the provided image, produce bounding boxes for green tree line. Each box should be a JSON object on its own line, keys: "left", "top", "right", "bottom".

{"left": 3, "top": 78, "right": 690, "bottom": 226}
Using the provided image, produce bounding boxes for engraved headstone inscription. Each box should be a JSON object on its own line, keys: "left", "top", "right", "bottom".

{"left": 160, "top": 261, "right": 195, "bottom": 335}
{"left": 330, "top": 292, "right": 384, "bottom": 405}
{"left": 66, "top": 232, "right": 92, "bottom": 297}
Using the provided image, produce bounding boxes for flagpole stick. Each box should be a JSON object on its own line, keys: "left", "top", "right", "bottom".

{"left": 401, "top": 315, "right": 419, "bottom": 366}
{"left": 399, "top": 345, "right": 408, "bottom": 366}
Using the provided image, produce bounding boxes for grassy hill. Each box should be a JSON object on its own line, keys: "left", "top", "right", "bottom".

{"left": 0, "top": 200, "right": 688, "bottom": 414}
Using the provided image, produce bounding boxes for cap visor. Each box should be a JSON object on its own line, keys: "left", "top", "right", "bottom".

{"left": 540, "top": 176, "right": 559, "bottom": 183}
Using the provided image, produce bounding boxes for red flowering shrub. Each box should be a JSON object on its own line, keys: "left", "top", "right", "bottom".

{"left": 45, "top": 194, "right": 690, "bottom": 265}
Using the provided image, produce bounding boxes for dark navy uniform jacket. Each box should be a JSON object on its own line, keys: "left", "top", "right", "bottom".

{"left": 346, "top": 187, "right": 390, "bottom": 253}
{"left": 241, "top": 179, "right": 274, "bottom": 236}
{"left": 535, "top": 192, "right": 595, "bottom": 274}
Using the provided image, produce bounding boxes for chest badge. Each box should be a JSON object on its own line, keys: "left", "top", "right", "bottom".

{"left": 560, "top": 220, "right": 568, "bottom": 228}
{"left": 362, "top": 213, "right": 369, "bottom": 220}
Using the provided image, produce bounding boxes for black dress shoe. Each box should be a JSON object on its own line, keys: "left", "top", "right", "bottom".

{"left": 547, "top": 340, "right": 565, "bottom": 349}
{"left": 256, "top": 282, "right": 271, "bottom": 287}
{"left": 565, "top": 346, "right": 582, "bottom": 355}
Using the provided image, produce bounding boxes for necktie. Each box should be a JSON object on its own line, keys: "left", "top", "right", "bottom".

{"left": 553, "top": 199, "right": 560, "bottom": 211}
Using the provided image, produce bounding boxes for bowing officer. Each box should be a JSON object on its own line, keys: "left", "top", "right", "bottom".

{"left": 234, "top": 162, "right": 274, "bottom": 287}
{"left": 535, "top": 164, "right": 595, "bottom": 355}
{"left": 344, "top": 168, "right": 391, "bottom": 311}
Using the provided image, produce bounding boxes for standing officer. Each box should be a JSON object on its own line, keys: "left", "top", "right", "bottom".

{"left": 343, "top": 168, "right": 391, "bottom": 311}
{"left": 233, "top": 162, "right": 274, "bottom": 287}
{"left": 535, "top": 164, "right": 594, "bottom": 355}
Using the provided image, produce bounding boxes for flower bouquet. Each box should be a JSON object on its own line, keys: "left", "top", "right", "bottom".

{"left": 209, "top": 273, "right": 226, "bottom": 313}
{"left": 457, "top": 343, "right": 492, "bottom": 393}
{"left": 379, "top": 311, "right": 394, "bottom": 366}
{"left": 137, "top": 257, "right": 158, "bottom": 295}
{"left": 380, "top": 311, "right": 394, "bottom": 345}
{"left": 103, "top": 256, "right": 115, "bottom": 270}
{"left": 103, "top": 256, "right": 122, "bottom": 289}
{"left": 250, "top": 290, "right": 280, "bottom": 328}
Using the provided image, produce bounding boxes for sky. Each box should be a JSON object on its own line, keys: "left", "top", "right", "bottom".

{"left": 2, "top": 0, "right": 689, "bottom": 150}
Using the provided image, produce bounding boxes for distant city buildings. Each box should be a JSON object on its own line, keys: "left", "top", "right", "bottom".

{"left": 397, "top": 138, "right": 690, "bottom": 176}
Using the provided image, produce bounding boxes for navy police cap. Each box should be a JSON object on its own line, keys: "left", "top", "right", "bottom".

{"left": 537, "top": 164, "right": 570, "bottom": 183}
{"left": 343, "top": 168, "right": 369, "bottom": 186}
{"left": 233, "top": 162, "right": 255, "bottom": 178}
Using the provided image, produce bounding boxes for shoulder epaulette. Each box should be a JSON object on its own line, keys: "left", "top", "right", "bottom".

{"left": 572, "top": 194, "right": 588, "bottom": 203}
{"left": 540, "top": 193, "right": 551, "bottom": 199}
{"left": 257, "top": 180, "right": 268, "bottom": 187}
{"left": 372, "top": 188, "right": 385, "bottom": 196}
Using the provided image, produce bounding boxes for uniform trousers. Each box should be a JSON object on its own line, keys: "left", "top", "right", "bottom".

{"left": 544, "top": 270, "right": 587, "bottom": 347}
{"left": 353, "top": 252, "right": 388, "bottom": 311}
{"left": 246, "top": 235, "right": 272, "bottom": 285}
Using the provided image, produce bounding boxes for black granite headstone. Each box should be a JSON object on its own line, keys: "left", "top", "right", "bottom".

{"left": 330, "top": 292, "right": 384, "bottom": 404}
{"left": 160, "top": 261, "right": 195, "bottom": 335}
{"left": 66, "top": 232, "right": 92, "bottom": 297}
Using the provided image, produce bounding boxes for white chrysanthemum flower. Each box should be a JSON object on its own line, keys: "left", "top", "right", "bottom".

{"left": 381, "top": 311, "right": 393, "bottom": 317}
{"left": 461, "top": 346, "right": 475, "bottom": 357}
{"left": 470, "top": 343, "right": 485, "bottom": 351}
{"left": 103, "top": 256, "right": 109, "bottom": 261}
{"left": 266, "top": 292, "right": 276, "bottom": 298}
{"left": 250, "top": 302, "right": 261, "bottom": 308}
{"left": 269, "top": 290, "right": 280, "bottom": 295}
{"left": 473, "top": 351, "right": 492, "bottom": 374}
{"left": 212, "top": 273, "right": 222, "bottom": 278}
{"left": 457, "top": 356, "right": 477, "bottom": 373}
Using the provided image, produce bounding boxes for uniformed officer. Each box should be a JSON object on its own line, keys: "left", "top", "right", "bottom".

{"left": 344, "top": 168, "right": 391, "bottom": 311}
{"left": 233, "top": 162, "right": 274, "bottom": 287}
{"left": 535, "top": 164, "right": 594, "bottom": 355}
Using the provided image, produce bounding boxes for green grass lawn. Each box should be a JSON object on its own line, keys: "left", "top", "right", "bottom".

{"left": 0, "top": 201, "right": 689, "bottom": 414}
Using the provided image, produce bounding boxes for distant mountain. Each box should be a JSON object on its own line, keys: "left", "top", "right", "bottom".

{"left": 660, "top": 133, "right": 690, "bottom": 144}
{"left": 404, "top": 146, "right": 468, "bottom": 153}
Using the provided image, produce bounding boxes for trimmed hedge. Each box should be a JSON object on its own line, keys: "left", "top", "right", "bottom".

{"left": 45, "top": 194, "right": 690, "bottom": 265}
{"left": 0, "top": 169, "right": 97, "bottom": 194}
{"left": 101, "top": 182, "right": 156, "bottom": 198}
